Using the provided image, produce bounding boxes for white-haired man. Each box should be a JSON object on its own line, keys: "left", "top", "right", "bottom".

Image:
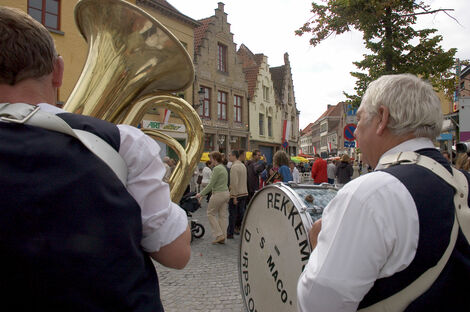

{"left": 297, "top": 74, "right": 470, "bottom": 311}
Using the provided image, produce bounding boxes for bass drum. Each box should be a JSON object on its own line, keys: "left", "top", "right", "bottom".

{"left": 239, "top": 183, "right": 337, "bottom": 312}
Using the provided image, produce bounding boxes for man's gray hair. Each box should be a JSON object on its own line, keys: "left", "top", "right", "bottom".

{"left": 360, "top": 74, "right": 443, "bottom": 139}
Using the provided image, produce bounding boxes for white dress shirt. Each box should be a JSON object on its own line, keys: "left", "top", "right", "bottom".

{"left": 291, "top": 167, "right": 301, "bottom": 183}
{"left": 297, "top": 138, "right": 435, "bottom": 312}
{"left": 38, "top": 103, "right": 187, "bottom": 253}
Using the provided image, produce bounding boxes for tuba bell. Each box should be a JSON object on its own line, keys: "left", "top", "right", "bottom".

{"left": 64, "top": 0, "right": 204, "bottom": 202}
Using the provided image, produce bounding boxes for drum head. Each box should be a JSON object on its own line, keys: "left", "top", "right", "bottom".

{"left": 239, "top": 183, "right": 338, "bottom": 312}
{"left": 239, "top": 184, "right": 311, "bottom": 312}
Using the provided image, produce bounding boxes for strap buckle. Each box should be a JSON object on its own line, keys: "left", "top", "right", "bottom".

{"left": 379, "top": 151, "right": 420, "bottom": 168}
{"left": 0, "top": 103, "right": 40, "bottom": 124}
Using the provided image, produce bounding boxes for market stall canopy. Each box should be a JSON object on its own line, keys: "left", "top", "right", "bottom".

{"left": 291, "top": 156, "right": 309, "bottom": 163}
{"left": 200, "top": 151, "right": 264, "bottom": 162}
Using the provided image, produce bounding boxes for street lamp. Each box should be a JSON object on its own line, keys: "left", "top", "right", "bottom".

{"left": 218, "top": 135, "right": 225, "bottom": 146}
{"left": 195, "top": 87, "right": 205, "bottom": 110}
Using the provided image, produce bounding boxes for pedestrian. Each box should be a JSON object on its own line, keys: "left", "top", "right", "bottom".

{"left": 335, "top": 154, "right": 354, "bottom": 185}
{"left": 352, "top": 160, "right": 361, "bottom": 179}
{"left": 196, "top": 151, "right": 230, "bottom": 244}
{"left": 190, "top": 167, "right": 199, "bottom": 192}
{"left": 311, "top": 153, "right": 328, "bottom": 184}
{"left": 327, "top": 160, "right": 336, "bottom": 184}
{"left": 201, "top": 160, "right": 212, "bottom": 202}
{"left": 455, "top": 153, "right": 470, "bottom": 171}
{"left": 227, "top": 150, "right": 248, "bottom": 239}
{"left": 289, "top": 160, "right": 301, "bottom": 183}
{"left": 163, "top": 156, "right": 172, "bottom": 183}
{"left": 267, "top": 150, "right": 292, "bottom": 183}
{"left": 239, "top": 149, "right": 246, "bottom": 164}
{"left": 197, "top": 167, "right": 203, "bottom": 192}
{"left": 245, "top": 149, "right": 266, "bottom": 203}
{"left": 0, "top": 7, "right": 190, "bottom": 311}
{"left": 441, "top": 151, "right": 451, "bottom": 163}
{"left": 297, "top": 74, "right": 470, "bottom": 311}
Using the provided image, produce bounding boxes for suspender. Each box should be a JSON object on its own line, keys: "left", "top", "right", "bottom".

{"left": 0, "top": 103, "right": 127, "bottom": 186}
{"left": 358, "top": 151, "right": 469, "bottom": 312}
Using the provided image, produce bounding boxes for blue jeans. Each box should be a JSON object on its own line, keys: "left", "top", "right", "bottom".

{"left": 227, "top": 196, "right": 247, "bottom": 236}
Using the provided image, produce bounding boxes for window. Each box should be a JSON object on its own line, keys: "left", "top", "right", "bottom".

{"left": 320, "top": 122, "right": 327, "bottom": 132}
{"left": 217, "top": 43, "right": 227, "bottom": 72}
{"left": 28, "top": 0, "right": 60, "bottom": 30}
{"left": 204, "top": 134, "right": 214, "bottom": 151}
{"left": 263, "top": 86, "right": 269, "bottom": 101}
{"left": 259, "top": 113, "right": 265, "bottom": 136}
{"left": 268, "top": 116, "right": 272, "bottom": 137}
{"left": 217, "top": 91, "right": 227, "bottom": 120}
{"left": 234, "top": 95, "right": 242, "bottom": 123}
{"left": 199, "top": 86, "right": 211, "bottom": 118}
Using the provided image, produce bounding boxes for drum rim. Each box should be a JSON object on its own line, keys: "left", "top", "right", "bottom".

{"left": 238, "top": 182, "right": 338, "bottom": 311}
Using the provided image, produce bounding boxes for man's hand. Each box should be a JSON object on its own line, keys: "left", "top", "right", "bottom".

{"left": 309, "top": 219, "right": 322, "bottom": 250}
{"left": 233, "top": 197, "right": 238, "bottom": 205}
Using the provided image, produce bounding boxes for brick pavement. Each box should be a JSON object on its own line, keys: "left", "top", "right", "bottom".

{"left": 154, "top": 199, "right": 247, "bottom": 312}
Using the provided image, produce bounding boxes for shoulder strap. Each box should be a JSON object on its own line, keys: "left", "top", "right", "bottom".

{"left": 358, "top": 151, "right": 468, "bottom": 312}
{"left": 0, "top": 103, "right": 127, "bottom": 186}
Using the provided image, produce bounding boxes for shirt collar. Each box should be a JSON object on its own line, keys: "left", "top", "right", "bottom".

{"left": 375, "top": 137, "right": 435, "bottom": 170}
{"left": 37, "top": 103, "right": 65, "bottom": 114}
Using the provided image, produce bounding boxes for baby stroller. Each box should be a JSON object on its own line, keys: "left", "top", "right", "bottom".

{"left": 180, "top": 191, "right": 205, "bottom": 242}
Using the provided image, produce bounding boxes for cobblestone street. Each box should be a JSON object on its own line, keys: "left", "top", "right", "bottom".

{"left": 154, "top": 200, "right": 246, "bottom": 312}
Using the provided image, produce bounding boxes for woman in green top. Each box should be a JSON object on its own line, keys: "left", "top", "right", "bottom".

{"left": 196, "top": 151, "right": 230, "bottom": 244}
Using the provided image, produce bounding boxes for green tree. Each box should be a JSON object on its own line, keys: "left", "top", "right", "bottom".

{"left": 296, "top": 0, "right": 457, "bottom": 107}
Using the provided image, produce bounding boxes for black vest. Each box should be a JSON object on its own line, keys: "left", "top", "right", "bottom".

{"left": 359, "top": 149, "right": 470, "bottom": 311}
{"left": 0, "top": 113, "right": 163, "bottom": 311}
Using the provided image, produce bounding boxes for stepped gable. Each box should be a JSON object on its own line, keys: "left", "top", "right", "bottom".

{"left": 194, "top": 17, "right": 212, "bottom": 54}
{"left": 254, "top": 54, "right": 264, "bottom": 66}
{"left": 270, "top": 65, "right": 285, "bottom": 103}
{"left": 237, "top": 44, "right": 261, "bottom": 99}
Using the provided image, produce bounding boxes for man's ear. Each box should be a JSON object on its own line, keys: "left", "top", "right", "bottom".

{"left": 376, "top": 105, "right": 389, "bottom": 135}
{"left": 52, "top": 56, "right": 64, "bottom": 88}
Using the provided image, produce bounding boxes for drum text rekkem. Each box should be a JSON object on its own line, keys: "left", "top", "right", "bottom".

{"left": 266, "top": 192, "right": 310, "bottom": 268}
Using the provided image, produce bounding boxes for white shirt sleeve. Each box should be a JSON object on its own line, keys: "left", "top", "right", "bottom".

{"left": 297, "top": 171, "right": 419, "bottom": 312}
{"left": 117, "top": 125, "right": 187, "bottom": 253}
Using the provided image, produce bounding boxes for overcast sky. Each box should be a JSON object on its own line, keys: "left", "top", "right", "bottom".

{"left": 168, "top": 0, "right": 470, "bottom": 130}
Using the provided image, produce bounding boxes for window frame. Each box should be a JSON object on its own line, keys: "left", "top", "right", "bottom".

{"left": 268, "top": 116, "right": 272, "bottom": 137}
{"left": 234, "top": 95, "right": 242, "bottom": 123}
{"left": 217, "top": 90, "right": 228, "bottom": 121}
{"left": 199, "top": 86, "right": 211, "bottom": 119}
{"left": 204, "top": 134, "right": 214, "bottom": 151}
{"left": 217, "top": 43, "right": 228, "bottom": 72}
{"left": 259, "top": 113, "right": 265, "bottom": 136}
{"left": 28, "top": 0, "right": 61, "bottom": 31}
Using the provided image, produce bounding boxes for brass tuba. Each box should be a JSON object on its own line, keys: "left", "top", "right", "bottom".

{"left": 64, "top": 0, "right": 204, "bottom": 202}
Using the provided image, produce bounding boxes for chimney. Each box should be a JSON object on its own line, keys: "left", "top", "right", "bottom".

{"left": 217, "top": 2, "right": 224, "bottom": 12}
